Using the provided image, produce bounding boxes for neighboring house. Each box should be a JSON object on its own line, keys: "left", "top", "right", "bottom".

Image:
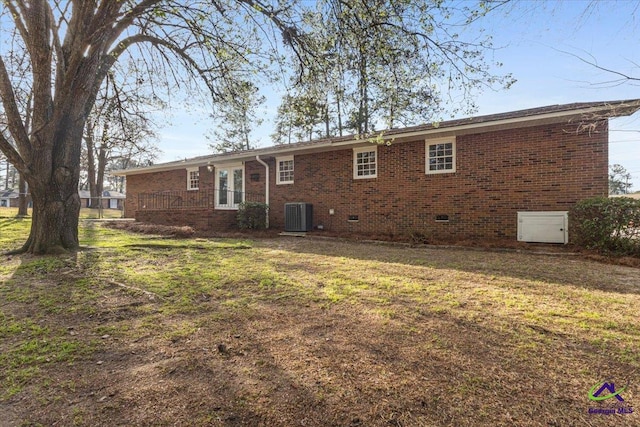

{"left": 0, "top": 190, "right": 18, "bottom": 208}
{"left": 113, "top": 100, "right": 640, "bottom": 243}
{"left": 0, "top": 190, "right": 32, "bottom": 208}
{"left": 79, "top": 190, "right": 126, "bottom": 210}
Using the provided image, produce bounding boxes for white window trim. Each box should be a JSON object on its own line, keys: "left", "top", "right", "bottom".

{"left": 187, "top": 167, "right": 200, "bottom": 190}
{"left": 214, "top": 163, "right": 244, "bottom": 210}
{"left": 425, "top": 137, "right": 456, "bottom": 175}
{"left": 276, "top": 155, "right": 294, "bottom": 185}
{"left": 353, "top": 146, "right": 378, "bottom": 179}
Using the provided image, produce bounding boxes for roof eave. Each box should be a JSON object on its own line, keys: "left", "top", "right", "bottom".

{"left": 112, "top": 99, "right": 640, "bottom": 176}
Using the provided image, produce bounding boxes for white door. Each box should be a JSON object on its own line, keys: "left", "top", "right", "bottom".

{"left": 517, "top": 212, "right": 568, "bottom": 244}
{"left": 215, "top": 164, "right": 244, "bottom": 209}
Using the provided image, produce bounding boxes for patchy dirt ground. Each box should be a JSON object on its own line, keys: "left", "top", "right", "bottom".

{"left": 1, "top": 233, "right": 639, "bottom": 426}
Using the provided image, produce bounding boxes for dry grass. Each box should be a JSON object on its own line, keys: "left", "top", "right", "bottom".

{"left": 103, "top": 220, "right": 195, "bottom": 237}
{"left": 0, "top": 220, "right": 639, "bottom": 426}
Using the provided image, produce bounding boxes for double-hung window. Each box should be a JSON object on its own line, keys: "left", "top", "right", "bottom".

{"left": 426, "top": 138, "right": 456, "bottom": 174}
{"left": 215, "top": 164, "right": 244, "bottom": 209}
{"left": 353, "top": 146, "right": 377, "bottom": 179}
{"left": 277, "top": 156, "right": 294, "bottom": 185}
{"left": 187, "top": 168, "right": 200, "bottom": 190}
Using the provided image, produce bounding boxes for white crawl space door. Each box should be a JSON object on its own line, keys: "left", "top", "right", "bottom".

{"left": 517, "top": 211, "right": 568, "bottom": 244}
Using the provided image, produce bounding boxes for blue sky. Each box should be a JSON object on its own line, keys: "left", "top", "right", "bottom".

{"left": 155, "top": 1, "right": 640, "bottom": 191}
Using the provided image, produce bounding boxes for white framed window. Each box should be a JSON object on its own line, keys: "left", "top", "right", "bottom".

{"left": 353, "top": 146, "right": 377, "bottom": 179}
{"left": 426, "top": 137, "right": 456, "bottom": 174}
{"left": 277, "top": 156, "right": 294, "bottom": 185}
{"left": 187, "top": 167, "right": 200, "bottom": 190}
{"left": 215, "top": 164, "right": 244, "bottom": 209}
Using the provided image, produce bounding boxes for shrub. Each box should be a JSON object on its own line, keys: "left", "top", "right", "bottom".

{"left": 570, "top": 196, "right": 640, "bottom": 255}
{"left": 408, "top": 230, "right": 430, "bottom": 245}
{"left": 237, "top": 202, "right": 269, "bottom": 230}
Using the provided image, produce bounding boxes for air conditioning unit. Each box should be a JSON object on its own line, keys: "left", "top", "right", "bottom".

{"left": 284, "top": 203, "right": 313, "bottom": 232}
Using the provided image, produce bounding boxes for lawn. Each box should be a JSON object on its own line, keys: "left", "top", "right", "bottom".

{"left": 0, "top": 219, "right": 639, "bottom": 426}
{"left": 0, "top": 207, "right": 124, "bottom": 219}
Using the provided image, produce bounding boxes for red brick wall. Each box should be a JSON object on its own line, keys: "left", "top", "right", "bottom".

{"left": 124, "top": 166, "right": 215, "bottom": 217}
{"left": 125, "top": 121, "right": 609, "bottom": 240}
{"left": 136, "top": 208, "right": 236, "bottom": 232}
{"left": 268, "top": 121, "right": 608, "bottom": 240}
{"left": 246, "top": 160, "right": 267, "bottom": 201}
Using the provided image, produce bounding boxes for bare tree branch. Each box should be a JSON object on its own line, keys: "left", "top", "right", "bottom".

{"left": 3, "top": 1, "right": 30, "bottom": 39}
{"left": 0, "top": 55, "right": 31, "bottom": 167}
{"left": 557, "top": 47, "right": 640, "bottom": 87}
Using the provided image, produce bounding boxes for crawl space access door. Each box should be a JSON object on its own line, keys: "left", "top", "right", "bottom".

{"left": 517, "top": 211, "right": 568, "bottom": 244}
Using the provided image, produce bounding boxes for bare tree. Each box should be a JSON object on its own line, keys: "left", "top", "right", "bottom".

{"left": 83, "top": 66, "right": 159, "bottom": 207}
{"left": 0, "top": 0, "right": 310, "bottom": 254}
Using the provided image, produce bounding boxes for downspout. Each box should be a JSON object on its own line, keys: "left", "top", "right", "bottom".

{"left": 255, "top": 155, "right": 269, "bottom": 229}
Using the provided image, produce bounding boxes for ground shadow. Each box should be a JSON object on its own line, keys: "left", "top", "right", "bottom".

{"left": 260, "top": 236, "right": 640, "bottom": 296}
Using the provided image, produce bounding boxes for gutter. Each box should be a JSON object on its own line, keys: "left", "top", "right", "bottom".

{"left": 255, "top": 155, "right": 269, "bottom": 229}
{"left": 112, "top": 99, "right": 640, "bottom": 176}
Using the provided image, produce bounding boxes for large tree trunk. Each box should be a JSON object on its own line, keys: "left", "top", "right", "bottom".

{"left": 23, "top": 183, "right": 80, "bottom": 254}
{"left": 18, "top": 112, "right": 85, "bottom": 254}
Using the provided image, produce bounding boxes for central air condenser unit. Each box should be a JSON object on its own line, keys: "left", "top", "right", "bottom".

{"left": 284, "top": 203, "right": 313, "bottom": 232}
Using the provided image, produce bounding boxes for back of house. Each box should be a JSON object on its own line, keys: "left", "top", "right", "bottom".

{"left": 113, "top": 99, "right": 640, "bottom": 244}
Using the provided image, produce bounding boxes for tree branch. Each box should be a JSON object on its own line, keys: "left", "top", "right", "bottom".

{"left": 106, "top": 33, "right": 220, "bottom": 96}
{"left": 21, "top": 1, "right": 54, "bottom": 134}
{"left": 0, "top": 131, "right": 26, "bottom": 173}
{"left": 106, "top": 0, "right": 162, "bottom": 51}
{"left": 45, "top": 1, "right": 67, "bottom": 91}
{"left": 237, "top": 0, "right": 314, "bottom": 65}
{"left": 557, "top": 48, "right": 640, "bottom": 86}
{"left": 3, "top": 1, "right": 30, "bottom": 45}
{"left": 0, "top": 55, "right": 31, "bottom": 166}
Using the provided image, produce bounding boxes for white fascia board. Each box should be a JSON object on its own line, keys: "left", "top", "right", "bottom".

{"left": 110, "top": 158, "right": 213, "bottom": 176}
{"left": 341, "top": 104, "right": 634, "bottom": 146}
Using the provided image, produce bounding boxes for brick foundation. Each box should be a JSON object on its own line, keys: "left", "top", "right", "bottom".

{"left": 135, "top": 208, "right": 237, "bottom": 232}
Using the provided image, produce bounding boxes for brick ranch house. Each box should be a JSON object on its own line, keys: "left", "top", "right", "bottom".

{"left": 113, "top": 100, "right": 640, "bottom": 243}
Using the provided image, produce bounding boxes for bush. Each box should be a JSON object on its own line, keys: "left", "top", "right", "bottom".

{"left": 570, "top": 196, "right": 640, "bottom": 255}
{"left": 408, "top": 230, "right": 430, "bottom": 245}
{"left": 237, "top": 202, "right": 269, "bottom": 230}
